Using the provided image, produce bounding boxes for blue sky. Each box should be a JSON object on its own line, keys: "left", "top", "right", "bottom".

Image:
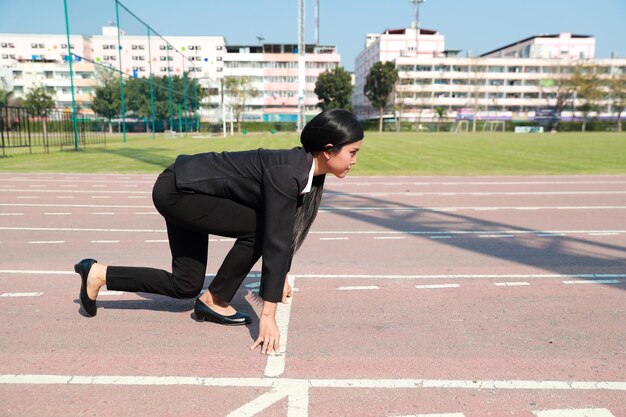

{"left": 1, "top": 0, "right": 625, "bottom": 70}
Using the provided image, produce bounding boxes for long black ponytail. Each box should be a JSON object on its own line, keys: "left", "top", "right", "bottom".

{"left": 291, "top": 109, "right": 364, "bottom": 255}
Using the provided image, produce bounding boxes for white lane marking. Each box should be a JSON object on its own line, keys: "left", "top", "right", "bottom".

{"left": 99, "top": 291, "right": 123, "bottom": 296}
{"left": 56, "top": 196, "right": 75, "bottom": 199}
{"left": 394, "top": 414, "right": 465, "bottom": 417}
{"left": 2, "top": 226, "right": 623, "bottom": 238}
{"left": 1, "top": 292, "right": 43, "bottom": 297}
{"left": 328, "top": 191, "right": 626, "bottom": 197}
{"left": 16, "top": 196, "right": 39, "bottom": 199}
{"left": 1, "top": 374, "right": 622, "bottom": 390}
{"left": 264, "top": 275, "right": 295, "bottom": 377}
{"left": 415, "top": 284, "right": 460, "bottom": 289}
{"left": 337, "top": 286, "right": 380, "bottom": 291}
{"left": 0, "top": 189, "right": 149, "bottom": 195}
{"left": 319, "top": 237, "right": 349, "bottom": 241}
{"left": 60, "top": 184, "right": 78, "bottom": 187}
{"left": 92, "top": 212, "right": 115, "bottom": 215}
{"left": 373, "top": 236, "right": 406, "bottom": 240}
{"left": 90, "top": 240, "right": 120, "bottom": 243}
{"left": 320, "top": 206, "right": 626, "bottom": 212}
{"left": 0, "top": 213, "right": 23, "bottom": 216}
{"left": 91, "top": 196, "right": 112, "bottom": 199}
{"left": 1, "top": 270, "right": 624, "bottom": 284}
{"left": 44, "top": 212, "right": 71, "bottom": 216}
{"left": 145, "top": 240, "right": 168, "bottom": 243}
{"left": 5, "top": 178, "right": 625, "bottom": 186}
{"left": 0, "top": 226, "right": 165, "bottom": 233}
{"left": 28, "top": 241, "right": 65, "bottom": 244}
{"left": 3, "top": 202, "right": 626, "bottom": 215}
{"left": 494, "top": 282, "right": 530, "bottom": 287}
{"left": 227, "top": 380, "right": 309, "bottom": 417}
{"left": 537, "top": 234, "right": 566, "bottom": 237}
{"left": 310, "top": 230, "right": 624, "bottom": 237}
{"left": 563, "top": 280, "right": 621, "bottom": 285}
{"left": 533, "top": 409, "right": 616, "bottom": 417}
{"left": 430, "top": 236, "right": 452, "bottom": 239}
{"left": 0, "top": 203, "right": 152, "bottom": 208}
{"left": 589, "top": 232, "right": 619, "bottom": 236}
{"left": 294, "top": 273, "right": 626, "bottom": 280}
{"left": 478, "top": 234, "right": 514, "bottom": 238}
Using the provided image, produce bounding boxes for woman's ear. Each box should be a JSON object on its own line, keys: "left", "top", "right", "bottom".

{"left": 323, "top": 143, "right": 334, "bottom": 159}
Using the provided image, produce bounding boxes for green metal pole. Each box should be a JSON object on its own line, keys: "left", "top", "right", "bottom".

{"left": 62, "top": 0, "right": 80, "bottom": 150}
{"left": 114, "top": 0, "right": 127, "bottom": 143}
{"left": 147, "top": 27, "right": 156, "bottom": 139}
{"left": 194, "top": 78, "right": 199, "bottom": 132}
{"left": 178, "top": 103, "right": 182, "bottom": 133}
{"left": 183, "top": 69, "right": 188, "bottom": 135}
{"left": 166, "top": 47, "right": 174, "bottom": 131}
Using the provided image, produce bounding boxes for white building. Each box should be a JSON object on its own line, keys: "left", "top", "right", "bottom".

{"left": 223, "top": 43, "right": 340, "bottom": 122}
{"left": 354, "top": 29, "right": 626, "bottom": 124}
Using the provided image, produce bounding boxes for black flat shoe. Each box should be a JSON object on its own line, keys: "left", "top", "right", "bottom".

{"left": 194, "top": 298, "right": 251, "bottom": 326}
{"left": 74, "top": 258, "right": 98, "bottom": 317}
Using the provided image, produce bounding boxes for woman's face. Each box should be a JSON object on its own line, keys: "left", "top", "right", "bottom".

{"left": 326, "top": 140, "right": 363, "bottom": 178}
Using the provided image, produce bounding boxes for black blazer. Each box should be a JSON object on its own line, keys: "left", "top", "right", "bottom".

{"left": 173, "top": 147, "right": 314, "bottom": 301}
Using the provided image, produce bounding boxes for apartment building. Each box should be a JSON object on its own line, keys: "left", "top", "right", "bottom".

{"left": 354, "top": 29, "right": 626, "bottom": 122}
{"left": 223, "top": 43, "right": 340, "bottom": 122}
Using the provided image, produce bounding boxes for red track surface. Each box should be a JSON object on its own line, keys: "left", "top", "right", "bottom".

{"left": 0, "top": 173, "right": 624, "bottom": 416}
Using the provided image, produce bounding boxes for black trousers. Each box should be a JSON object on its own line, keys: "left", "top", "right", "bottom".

{"left": 106, "top": 168, "right": 262, "bottom": 302}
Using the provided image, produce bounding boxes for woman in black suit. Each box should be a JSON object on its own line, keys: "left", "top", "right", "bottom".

{"left": 74, "top": 109, "right": 364, "bottom": 354}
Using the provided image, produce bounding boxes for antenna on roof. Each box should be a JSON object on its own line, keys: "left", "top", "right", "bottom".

{"left": 408, "top": 0, "right": 426, "bottom": 30}
{"left": 256, "top": 35, "right": 265, "bottom": 44}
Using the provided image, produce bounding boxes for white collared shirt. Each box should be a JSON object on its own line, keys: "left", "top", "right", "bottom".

{"left": 301, "top": 159, "right": 315, "bottom": 194}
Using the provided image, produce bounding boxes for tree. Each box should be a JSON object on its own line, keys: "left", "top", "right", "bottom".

{"left": 223, "top": 76, "right": 258, "bottom": 133}
{"left": 539, "top": 64, "right": 576, "bottom": 131}
{"left": 572, "top": 65, "right": 603, "bottom": 132}
{"left": 91, "top": 70, "right": 121, "bottom": 133}
{"left": 364, "top": 61, "right": 398, "bottom": 132}
{"left": 435, "top": 106, "right": 448, "bottom": 131}
{"left": 23, "top": 85, "right": 55, "bottom": 136}
{"left": 0, "top": 88, "right": 13, "bottom": 106}
{"left": 608, "top": 73, "right": 626, "bottom": 132}
{"left": 314, "top": 67, "right": 353, "bottom": 111}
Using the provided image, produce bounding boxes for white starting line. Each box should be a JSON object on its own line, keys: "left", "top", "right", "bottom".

{"left": 0, "top": 374, "right": 623, "bottom": 417}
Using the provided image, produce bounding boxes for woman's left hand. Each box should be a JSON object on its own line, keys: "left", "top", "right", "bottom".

{"left": 282, "top": 278, "right": 292, "bottom": 303}
{"left": 250, "top": 302, "right": 280, "bottom": 355}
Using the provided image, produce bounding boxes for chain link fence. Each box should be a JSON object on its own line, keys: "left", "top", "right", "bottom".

{"left": 0, "top": 106, "right": 107, "bottom": 155}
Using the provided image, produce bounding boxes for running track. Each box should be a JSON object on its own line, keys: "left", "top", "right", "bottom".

{"left": 0, "top": 173, "right": 624, "bottom": 416}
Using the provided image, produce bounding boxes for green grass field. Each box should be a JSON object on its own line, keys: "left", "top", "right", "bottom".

{"left": 0, "top": 131, "right": 625, "bottom": 176}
